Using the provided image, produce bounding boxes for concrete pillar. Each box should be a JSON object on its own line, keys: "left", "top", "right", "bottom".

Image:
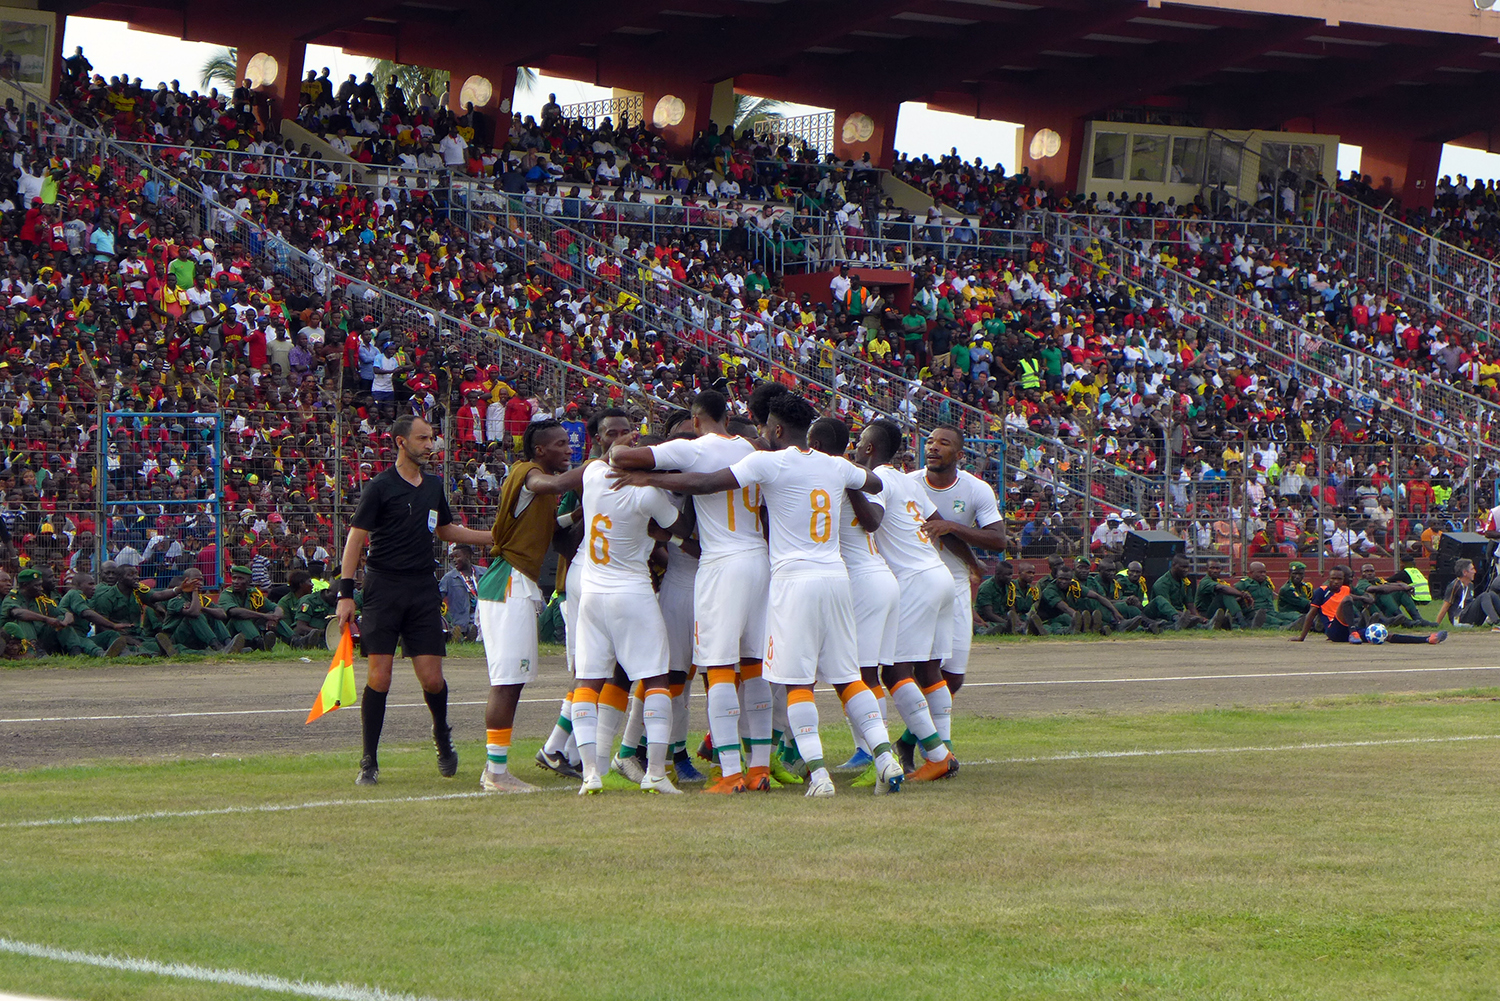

{"left": 1017, "top": 115, "right": 1087, "bottom": 194}
{"left": 1357, "top": 133, "right": 1442, "bottom": 209}
{"left": 832, "top": 101, "right": 898, "bottom": 170}
{"left": 229, "top": 32, "right": 306, "bottom": 129}
{"left": 445, "top": 63, "right": 516, "bottom": 148}
{"left": 708, "top": 78, "right": 736, "bottom": 134}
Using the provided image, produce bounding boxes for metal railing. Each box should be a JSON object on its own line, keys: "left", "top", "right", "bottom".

{"left": 753, "top": 111, "right": 835, "bottom": 156}
{"left": 555, "top": 95, "right": 644, "bottom": 130}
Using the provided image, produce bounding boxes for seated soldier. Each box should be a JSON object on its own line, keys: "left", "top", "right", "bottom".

{"left": 1080, "top": 555, "right": 1152, "bottom": 634}
{"left": 1115, "top": 560, "right": 1170, "bottom": 630}
{"left": 294, "top": 578, "right": 345, "bottom": 646}
{"left": 89, "top": 562, "right": 176, "bottom": 657}
{"left": 2, "top": 568, "right": 116, "bottom": 657}
{"left": 217, "top": 564, "right": 289, "bottom": 651}
{"left": 277, "top": 569, "right": 327, "bottom": 648}
{"left": 1030, "top": 562, "right": 1085, "bottom": 634}
{"left": 1278, "top": 561, "right": 1320, "bottom": 631}
{"left": 975, "top": 560, "right": 1025, "bottom": 634}
{"left": 1237, "top": 562, "right": 1303, "bottom": 629}
{"left": 161, "top": 568, "right": 245, "bottom": 653}
{"left": 1194, "top": 563, "right": 1259, "bottom": 629}
{"left": 1292, "top": 565, "right": 1446, "bottom": 645}
{"left": 1151, "top": 554, "right": 1210, "bottom": 630}
{"left": 1353, "top": 563, "right": 1437, "bottom": 627}
{"left": 58, "top": 572, "right": 132, "bottom": 655}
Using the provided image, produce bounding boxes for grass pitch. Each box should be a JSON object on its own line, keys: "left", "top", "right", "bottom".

{"left": 3, "top": 693, "right": 1499, "bottom": 1001}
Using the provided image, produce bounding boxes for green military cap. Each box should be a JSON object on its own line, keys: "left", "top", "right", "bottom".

{"left": 230, "top": 565, "right": 253, "bottom": 576}
{"left": 16, "top": 568, "right": 39, "bottom": 582}
{"left": 1288, "top": 561, "right": 1306, "bottom": 571}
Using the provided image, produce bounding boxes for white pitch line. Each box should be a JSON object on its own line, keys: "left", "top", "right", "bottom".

{"left": 4, "top": 734, "right": 1496, "bottom": 831}
{"left": 961, "top": 732, "right": 1500, "bottom": 765}
{"left": 4, "top": 664, "right": 1498, "bottom": 725}
{"left": 0, "top": 938, "right": 468, "bottom": 1001}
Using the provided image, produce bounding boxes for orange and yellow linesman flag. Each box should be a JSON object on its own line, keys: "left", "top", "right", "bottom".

{"left": 306, "top": 626, "right": 358, "bottom": 724}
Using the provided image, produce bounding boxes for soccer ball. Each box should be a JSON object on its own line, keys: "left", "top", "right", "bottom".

{"left": 1364, "top": 623, "right": 1389, "bottom": 645}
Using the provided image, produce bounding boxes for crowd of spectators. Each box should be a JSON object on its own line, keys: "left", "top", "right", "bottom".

{"left": 0, "top": 50, "right": 1492, "bottom": 642}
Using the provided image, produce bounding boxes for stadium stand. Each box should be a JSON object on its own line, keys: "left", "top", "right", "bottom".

{"left": 0, "top": 55, "right": 1492, "bottom": 657}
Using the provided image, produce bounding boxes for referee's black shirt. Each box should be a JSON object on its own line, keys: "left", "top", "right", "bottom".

{"left": 350, "top": 467, "right": 453, "bottom": 576}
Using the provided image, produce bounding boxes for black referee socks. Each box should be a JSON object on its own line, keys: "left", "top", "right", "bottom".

{"left": 361, "top": 686, "right": 388, "bottom": 763}
{"left": 424, "top": 683, "right": 450, "bottom": 732}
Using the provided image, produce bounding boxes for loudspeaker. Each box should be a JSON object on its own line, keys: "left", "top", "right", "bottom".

{"left": 1122, "top": 530, "right": 1184, "bottom": 583}
{"left": 1431, "top": 532, "right": 1494, "bottom": 597}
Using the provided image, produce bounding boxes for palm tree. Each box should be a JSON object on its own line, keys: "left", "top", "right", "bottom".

{"left": 516, "top": 67, "right": 538, "bottom": 96}
{"left": 732, "top": 94, "right": 788, "bottom": 133}
{"left": 200, "top": 46, "right": 238, "bottom": 90}
{"left": 373, "top": 59, "right": 448, "bottom": 105}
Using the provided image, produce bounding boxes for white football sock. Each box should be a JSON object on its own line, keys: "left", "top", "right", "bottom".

{"left": 786, "top": 697, "right": 823, "bottom": 769}
{"left": 570, "top": 691, "right": 599, "bottom": 781}
{"left": 741, "top": 671, "right": 773, "bottom": 769}
{"left": 705, "top": 670, "right": 742, "bottom": 776}
{"left": 618, "top": 692, "right": 645, "bottom": 760}
{"left": 841, "top": 686, "right": 891, "bottom": 756}
{"left": 643, "top": 688, "right": 672, "bottom": 780}
{"left": 596, "top": 684, "right": 627, "bottom": 779}
{"left": 542, "top": 693, "right": 573, "bottom": 756}
{"left": 924, "top": 681, "right": 953, "bottom": 744}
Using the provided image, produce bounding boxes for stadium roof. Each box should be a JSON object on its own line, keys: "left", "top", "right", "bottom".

{"left": 48, "top": 0, "right": 1500, "bottom": 145}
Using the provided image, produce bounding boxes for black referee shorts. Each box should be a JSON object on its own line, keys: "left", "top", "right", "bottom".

{"left": 360, "top": 571, "right": 447, "bottom": 658}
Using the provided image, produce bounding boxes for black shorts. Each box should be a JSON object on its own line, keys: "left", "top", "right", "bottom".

{"left": 360, "top": 571, "right": 447, "bottom": 658}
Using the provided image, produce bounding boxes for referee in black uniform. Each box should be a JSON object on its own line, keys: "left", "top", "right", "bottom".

{"left": 337, "top": 414, "right": 493, "bottom": 786}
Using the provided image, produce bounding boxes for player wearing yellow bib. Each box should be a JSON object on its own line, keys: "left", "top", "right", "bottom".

{"left": 611, "top": 393, "right": 904, "bottom": 797}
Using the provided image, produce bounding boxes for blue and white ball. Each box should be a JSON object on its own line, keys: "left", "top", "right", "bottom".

{"left": 1364, "top": 623, "right": 1389, "bottom": 645}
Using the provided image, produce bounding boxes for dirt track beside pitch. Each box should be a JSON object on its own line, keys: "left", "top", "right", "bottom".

{"left": 1, "top": 635, "right": 1496, "bottom": 770}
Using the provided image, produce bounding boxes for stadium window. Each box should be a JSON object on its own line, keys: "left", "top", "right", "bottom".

{"left": 1260, "top": 141, "right": 1290, "bottom": 174}
{"left": 1290, "top": 143, "right": 1322, "bottom": 179}
{"left": 1130, "top": 134, "right": 1167, "bottom": 182}
{"left": 1207, "top": 135, "right": 1242, "bottom": 189}
{"left": 1092, "top": 132, "right": 1126, "bottom": 180}
{"left": 1170, "top": 136, "right": 1205, "bottom": 183}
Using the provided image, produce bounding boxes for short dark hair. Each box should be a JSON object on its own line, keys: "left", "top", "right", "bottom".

{"left": 866, "top": 418, "right": 902, "bottom": 464}
{"left": 748, "top": 380, "right": 789, "bottom": 424}
{"left": 586, "top": 407, "right": 629, "bottom": 438}
{"left": 392, "top": 414, "right": 426, "bottom": 442}
{"left": 523, "top": 419, "right": 565, "bottom": 459}
{"left": 808, "top": 416, "right": 848, "bottom": 455}
{"left": 767, "top": 393, "right": 818, "bottom": 434}
{"left": 692, "top": 389, "right": 728, "bottom": 423}
{"left": 663, "top": 409, "right": 693, "bottom": 436}
{"left": 931, "top": 422, "right": 964, "bottom": 443}
{"left": 287, "top": 569, "right": 311, "bottom": 589}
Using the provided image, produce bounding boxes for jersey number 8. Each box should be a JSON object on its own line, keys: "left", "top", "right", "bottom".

{"left": 589, "top": 513, "right": 612, "bottom": 565}
{"left": 809, "top": 489, "right": 831, "bottom": 542}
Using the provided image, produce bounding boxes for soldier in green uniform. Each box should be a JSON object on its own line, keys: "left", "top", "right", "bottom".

{"left": 1152, "top": 555, "right": 1209, "bottom": 629}
{"left": 1237, "top": 562, "right": 1302, "bottom": 629}
{"left": 1078, "top": 556, "right": 1153, "bottom": 633}
{"left": 1194, "top": 563, "right": 1258, "bottom": 629}
{"left": 1278, "top": 561, "right": 1320, "bottom": 630}
{"left": 90, "top": 562, "right": 177, "bottom": 656}
{"left": 278, "top": 570, "right": 313, "bottom": 632}
{"left": 1354, "top": 563, "right": 1435, "bottom": 627}
{"left": 2, "top": 569, "right": 71, "bottom": 656}
{"left": 1114, "top": 561, "right": 1169, "bottom": 626}
{"left": 162, "top": 568, "right": 243, "bottom": 653}
{"left": 1032, "top": 563, "right": 1086, "bottom": 634}
{"left": 217, "top": 565, "right": 289, "bottom": 650}
{"left": 58, "top": 572, "right": 131, "bottom": 656}
{"left": 975, "top": 561, "right": 1026, "bottom": 634}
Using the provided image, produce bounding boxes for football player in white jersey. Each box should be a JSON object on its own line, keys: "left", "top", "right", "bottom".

{"left": 808, "top": 417, "right": 901, "bottom": 780}
{"left": 571, "top": 457, "right": 689, "bottom": 794}
{"left": 612, "top": 393, "right": 904, "bottom": 797}
{"left": 609, "top": 390, "right": 776, "bottom": 794}
{"left": 861, "top": 419, "right": 970, "bottom": 781}
{"left": 907, "top": 425, "right": 1006, "bottom": 766}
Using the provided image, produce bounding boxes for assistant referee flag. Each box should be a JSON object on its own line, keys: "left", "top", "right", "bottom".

{"left": 307, "top": 626, "right": 358, "bottom": 723}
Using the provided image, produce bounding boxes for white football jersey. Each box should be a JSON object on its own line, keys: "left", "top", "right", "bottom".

{"left": 729, "top": 447, "right": 868, "bottom": 574}
{"left": 909, "top": 468, "right": 1003, "bottom": 583}
{"left": 579, "top": 460, "right": 681, "bottom": 596}
{"left": 838, "top": 480, "right": 889, "bottom": 577}
{"left": 649, "top": 434, "right": 766, "bottom": 560}
{"left": 873, "top": 464, "right": 946, "bottom": 576}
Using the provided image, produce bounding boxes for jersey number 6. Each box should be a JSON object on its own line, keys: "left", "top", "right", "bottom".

{"left": 589, "top": 513, "right": 612, "bottom": 565}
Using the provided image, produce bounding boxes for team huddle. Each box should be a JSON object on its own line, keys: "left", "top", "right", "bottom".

{"left": 339, "top": 382, "right": 1007, "bottom": 797}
